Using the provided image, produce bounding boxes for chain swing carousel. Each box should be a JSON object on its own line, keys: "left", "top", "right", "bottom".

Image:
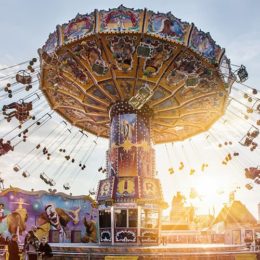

{"left": 0, "top": 6, "right": 248, "bottom": 250}
{"left": 1, "top": 6, "right": 260, "bottom": 253}
{"left": 36, "top": 5, "right": 238, "bottom": 245}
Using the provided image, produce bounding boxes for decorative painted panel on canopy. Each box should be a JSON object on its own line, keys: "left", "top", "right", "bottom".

{"left": 39, "top": 5, "right": 233, "bottom": 144}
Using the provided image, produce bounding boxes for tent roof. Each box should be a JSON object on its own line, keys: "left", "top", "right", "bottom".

{"left": 213, "top": 200, "right": 257, "bottom": 225}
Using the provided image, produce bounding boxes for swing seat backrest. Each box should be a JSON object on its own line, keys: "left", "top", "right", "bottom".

{"left": 16, "top": 71, "right": 32, "bottom": 85}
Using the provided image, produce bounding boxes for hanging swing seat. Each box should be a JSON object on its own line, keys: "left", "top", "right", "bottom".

{"left": 22, "top": 171, "right": 30, "bottom": 178}
{"left": 48, "top": 179, "right": 56, "bottom": 186}
{"left": 63, "top": 183, "right": 71, "bottom": 190}
{"left": 89, "top": 189, "right": 95, "bottom": 195}
{"left": 16, "top": 70, "right": 32, "bottom": 85}
{"left": 245, "top": 183, "right": 253, "bottom": 190}
{"left": 13, "top": 164, "right": 21, "bottom": 172}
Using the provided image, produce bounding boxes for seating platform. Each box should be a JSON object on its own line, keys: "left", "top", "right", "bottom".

{"left": 43, "top": 243, "right": 259, "bottom": 259}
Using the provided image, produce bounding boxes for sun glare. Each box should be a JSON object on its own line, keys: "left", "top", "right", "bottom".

{"left": 192, "top": 174, "right": 226, "bottom": 213}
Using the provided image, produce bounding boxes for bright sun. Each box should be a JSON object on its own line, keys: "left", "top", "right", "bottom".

{"left": 191, "top": 174, "right": 227, "bottom": 213}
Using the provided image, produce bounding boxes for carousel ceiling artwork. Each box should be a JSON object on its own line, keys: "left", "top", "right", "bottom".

{"left": 39, "top": 5, "right": 233, "bottom": 144}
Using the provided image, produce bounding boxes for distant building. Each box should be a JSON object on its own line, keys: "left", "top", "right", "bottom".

{"left": 161, "top": 192, "right": 218, "bottom": 244}
{"left": 162, "top": 193, "right": 260, "bottom": 245}
{"left": 169, "top": 192, "right": 194, "bottom": 229}
{"left": 212, "top": 200, "right": 258, "bottom": 244}
{"left": 192, "top": 214, "right": 215, "bottom": 230}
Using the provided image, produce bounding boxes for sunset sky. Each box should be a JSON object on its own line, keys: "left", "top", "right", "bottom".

{"left": 0, "top": 0, "right": 259, "bottom": 219}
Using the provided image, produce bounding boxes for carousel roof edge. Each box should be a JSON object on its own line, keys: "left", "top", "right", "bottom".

{"left": 0, "top": 187, "right": 95, "bottom": 201}
{"left": 41, "top": 5, "right": 226, "bottom": 65}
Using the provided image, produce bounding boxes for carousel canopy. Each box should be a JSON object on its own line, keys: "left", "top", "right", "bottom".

{"left": 39, "top": 5, "right": 233, "bottom": 144}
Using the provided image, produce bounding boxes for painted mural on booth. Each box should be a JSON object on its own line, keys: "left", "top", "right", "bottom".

{"left": 0, "top": 188, "right": 98, "bottom": 243}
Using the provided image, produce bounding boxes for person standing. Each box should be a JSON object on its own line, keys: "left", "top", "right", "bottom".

{"left": 0, "top": 203, "right": 6, "bottom": 222}
{"left": 0, "top": 233, "right": 5, "bottom": 245}
{"left": 23, "top": 231, "right": 38, "bottom": 260}
{"left": 38, "top": 237, "right": 53, "bottom": 259}
{"left": 5, "top": 236, "right": 10, "bottom": 245}
{"left": 8, "top": 234, "right": 20, "bottom": 260}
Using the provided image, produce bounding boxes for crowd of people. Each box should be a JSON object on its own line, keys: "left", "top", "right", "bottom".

{"left": 0, "top": 232, "right": 53, "bottom": 260}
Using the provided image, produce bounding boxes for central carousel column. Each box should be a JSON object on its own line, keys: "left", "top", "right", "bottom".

{"left": 108, "top": 101, "right": 154, "bottom": 180}
{"left": 97, "top": 101, "right": 165, "bottom": 245}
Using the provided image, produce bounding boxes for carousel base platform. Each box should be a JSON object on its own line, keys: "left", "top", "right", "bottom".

{"left": 47, "top": 243, "right": 260, "bottom": 260}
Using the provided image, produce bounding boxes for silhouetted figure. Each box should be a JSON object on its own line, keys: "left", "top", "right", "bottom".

{"left": 38, "top": 237, "right": 53, "bottom": 259}
{"left": 8, "top": 234, "right": 20, "bottom": 260}
{"left": 0, "top": 233, "right": 5, "bottom": 248}
{"left": 24, "top": 231, "right": 39, "bottom": 260}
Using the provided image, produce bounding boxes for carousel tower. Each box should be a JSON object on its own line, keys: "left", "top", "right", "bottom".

{"left": 97, "top": 102, "right": 164, "bottom": 244}
{"left": 39, "top": 5, "right": 234, "bottom": 244}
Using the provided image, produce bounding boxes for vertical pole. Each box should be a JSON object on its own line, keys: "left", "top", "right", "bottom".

{"left": 137, "top": 205, "right": 141, "bottom": 243}
{"left": 98, "top": 209, "right": 101, "bottom": 245}
{"left": 111, "top": 206, "right": 114, "bottom": 245}
{"left": 158, "top": 208, "right": 162, "bottom": 245}
{"left": 126, "top": 209, "right": 129, "bottom": 228}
